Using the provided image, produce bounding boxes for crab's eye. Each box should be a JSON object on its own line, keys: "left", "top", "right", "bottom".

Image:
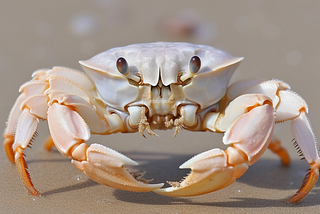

{"left": 116, "top": 57, "right": 129, "bottom": 75}
{"left": 189, "top": 56, "right": 201, "bottom": 74}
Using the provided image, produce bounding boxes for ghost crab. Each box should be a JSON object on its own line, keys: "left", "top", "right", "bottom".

{"left": 4, "top": 42, "right": 320, "bottom": 203}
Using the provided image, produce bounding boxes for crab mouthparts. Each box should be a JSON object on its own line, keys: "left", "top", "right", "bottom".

{"left": 137, "top": 78, "right": 184, "bottom": 137}
{"left": 151, "top": 79, "right": 172, "bottom": 100}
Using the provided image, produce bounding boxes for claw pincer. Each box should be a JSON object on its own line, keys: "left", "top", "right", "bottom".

{"left": 72, "top": 144, "right": 164, "bottom": 192}
{"left": 155, "top": 101, "right": 275, "bottom": 196}
{"left": 48, "top": 101, "right": 163, "bottom": 192}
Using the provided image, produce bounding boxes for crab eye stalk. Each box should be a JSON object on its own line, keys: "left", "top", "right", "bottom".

{"left": 179, "top": 55, "right": 202, "bottom": 83}
{"left": 189, "top": 56, "right": 201, "bottom": 74}
{"left": 116, "top": 57, "right": 129, "bottom": 75}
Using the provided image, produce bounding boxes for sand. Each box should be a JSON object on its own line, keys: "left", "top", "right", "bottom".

{"left": 1, "top": 1, "right": 320, "bottom": 213}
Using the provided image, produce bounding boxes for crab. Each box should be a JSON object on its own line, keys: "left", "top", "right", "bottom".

{"left": 3, "top": 42, "right": 320, "bottom": 203}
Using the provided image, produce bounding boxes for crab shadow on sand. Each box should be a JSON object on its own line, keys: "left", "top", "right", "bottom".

{"left": 112, "top": 151, "right": 320, "bottom": 207}
{"left": 16, "top": 146, "right": 318, "bottom": 208}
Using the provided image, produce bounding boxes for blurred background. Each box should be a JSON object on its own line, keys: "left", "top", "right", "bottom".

{"left": 1, "top": 1, "right": 320, "bottom": 213}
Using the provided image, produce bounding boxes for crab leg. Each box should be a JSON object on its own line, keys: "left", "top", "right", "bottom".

{"left": 3, "top": 94, "right": 26, "bottom": 163}
{"left": 3, "top": 78, "right": 49, "bottom": 195}
{"left": 47, "top": 103, "right": 163, "bottom": 192}
{"left": 4, "top": 94, "right": 48, "bottom": 195}
{"left": 268, "top": 137, "right": 290, "bottom": 166}
{"left": 154, "top": 101, "right": 275, "bottom": 196}
{"left": 224, "top": 79, "right": 320, "bottom": 202}
{"left": 266, "top": 88, "right": 320, "bottom": 203}
{"left": 6, "top": 108, "right": 40, "bottom": 196}
{"left": 284, "top": 109, "right": 320, "bottom": 203}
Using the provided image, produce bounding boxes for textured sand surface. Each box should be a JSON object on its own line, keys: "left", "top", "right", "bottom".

{"left": 1, "top": 1, "right": 320, "bottom": 213}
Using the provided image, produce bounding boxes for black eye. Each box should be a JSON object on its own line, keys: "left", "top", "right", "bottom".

{"left": 116, "top": 57, "right": 129, "bottom": 75}
{"left": 189, "top": 56, "right": 201, "bottom": 74}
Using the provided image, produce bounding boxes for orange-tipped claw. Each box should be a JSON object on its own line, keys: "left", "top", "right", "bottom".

{"left": 15, "top": 146, "right": 39, "bottom": 196}
{"left": 287, "top": 163, "right": 319, "bottom": 203}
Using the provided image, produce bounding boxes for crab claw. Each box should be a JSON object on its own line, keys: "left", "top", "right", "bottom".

{"left": 154, "top": 148, "right": 247, "bottom": 196}
{"left": 72, "top": 144, "right": 164, "bottom": 192}
{"left": 48, "top": 103, "right": 163, "bottom": 192}
{"left": 154, "top": 103, "right": 274, "bottom": 197}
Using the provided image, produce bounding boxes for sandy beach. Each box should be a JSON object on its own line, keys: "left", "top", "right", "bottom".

{"left": 1, "top": 1, "right": 320, "bottom": 213}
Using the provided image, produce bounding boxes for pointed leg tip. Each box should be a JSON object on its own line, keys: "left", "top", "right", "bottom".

{"left": 284, "top": 194, "right": 304, "bottom": 204}
{"left": 287, "top": 165, "right": 319, "bottom": 203}
{"left": 29, "top": 188, "right": 40, "bottom": 196}
{"left": 15, "top": 147, "right": 40, "bottom": 197}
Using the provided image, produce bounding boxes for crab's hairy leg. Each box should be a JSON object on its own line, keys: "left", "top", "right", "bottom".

{"left": 287, "top": 110, "right": 320, "bottom": 203}
{"left": 11, "top": 109, "right": 40, "bottom": 196}
{"left": 154, "top": 95, "right": 274, "bottom": 196}
{"left": 239, "top": 82, "right": 320, "bottom": 203}
{"left": 268, "top": 137, "right": 290, "bottom": 166}
{"left": 10, "top": 95, "right": 48, "bottom": 196}
{"left": 48, "top": 103, "right": 163, "bottom": 192}
{"left": 3, "top": 77, "right": 49, "bottom": 195}
{"left": 15, "top": 147, "right": 39, "bottom": 196}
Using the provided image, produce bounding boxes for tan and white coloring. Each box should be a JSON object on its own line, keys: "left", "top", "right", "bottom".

{"left": 4, "top": 42, "right": 320, "bottom": 203}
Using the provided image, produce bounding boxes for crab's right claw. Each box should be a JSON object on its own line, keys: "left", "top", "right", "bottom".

{"left": 48, "top": 103, "right": 163, "bottom": 193}
{"left": 72, "top": 144, "right": 164, "bottom": 192}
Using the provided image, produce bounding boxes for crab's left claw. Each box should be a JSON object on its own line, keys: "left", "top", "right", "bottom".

{"left": 155, "top": 102, "right": 274, "bottom": 196}
{"left": 154, "top": 148, "right": 247, "bottom": 196}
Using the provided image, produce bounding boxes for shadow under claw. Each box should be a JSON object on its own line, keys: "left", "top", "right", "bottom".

{"left": 23, "top": 149, "right": 319, "bottom": 207}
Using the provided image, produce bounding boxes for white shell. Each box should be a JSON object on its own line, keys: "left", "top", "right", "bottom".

{"left": 80, "top": 42, "right": 243, "bottom": 110}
